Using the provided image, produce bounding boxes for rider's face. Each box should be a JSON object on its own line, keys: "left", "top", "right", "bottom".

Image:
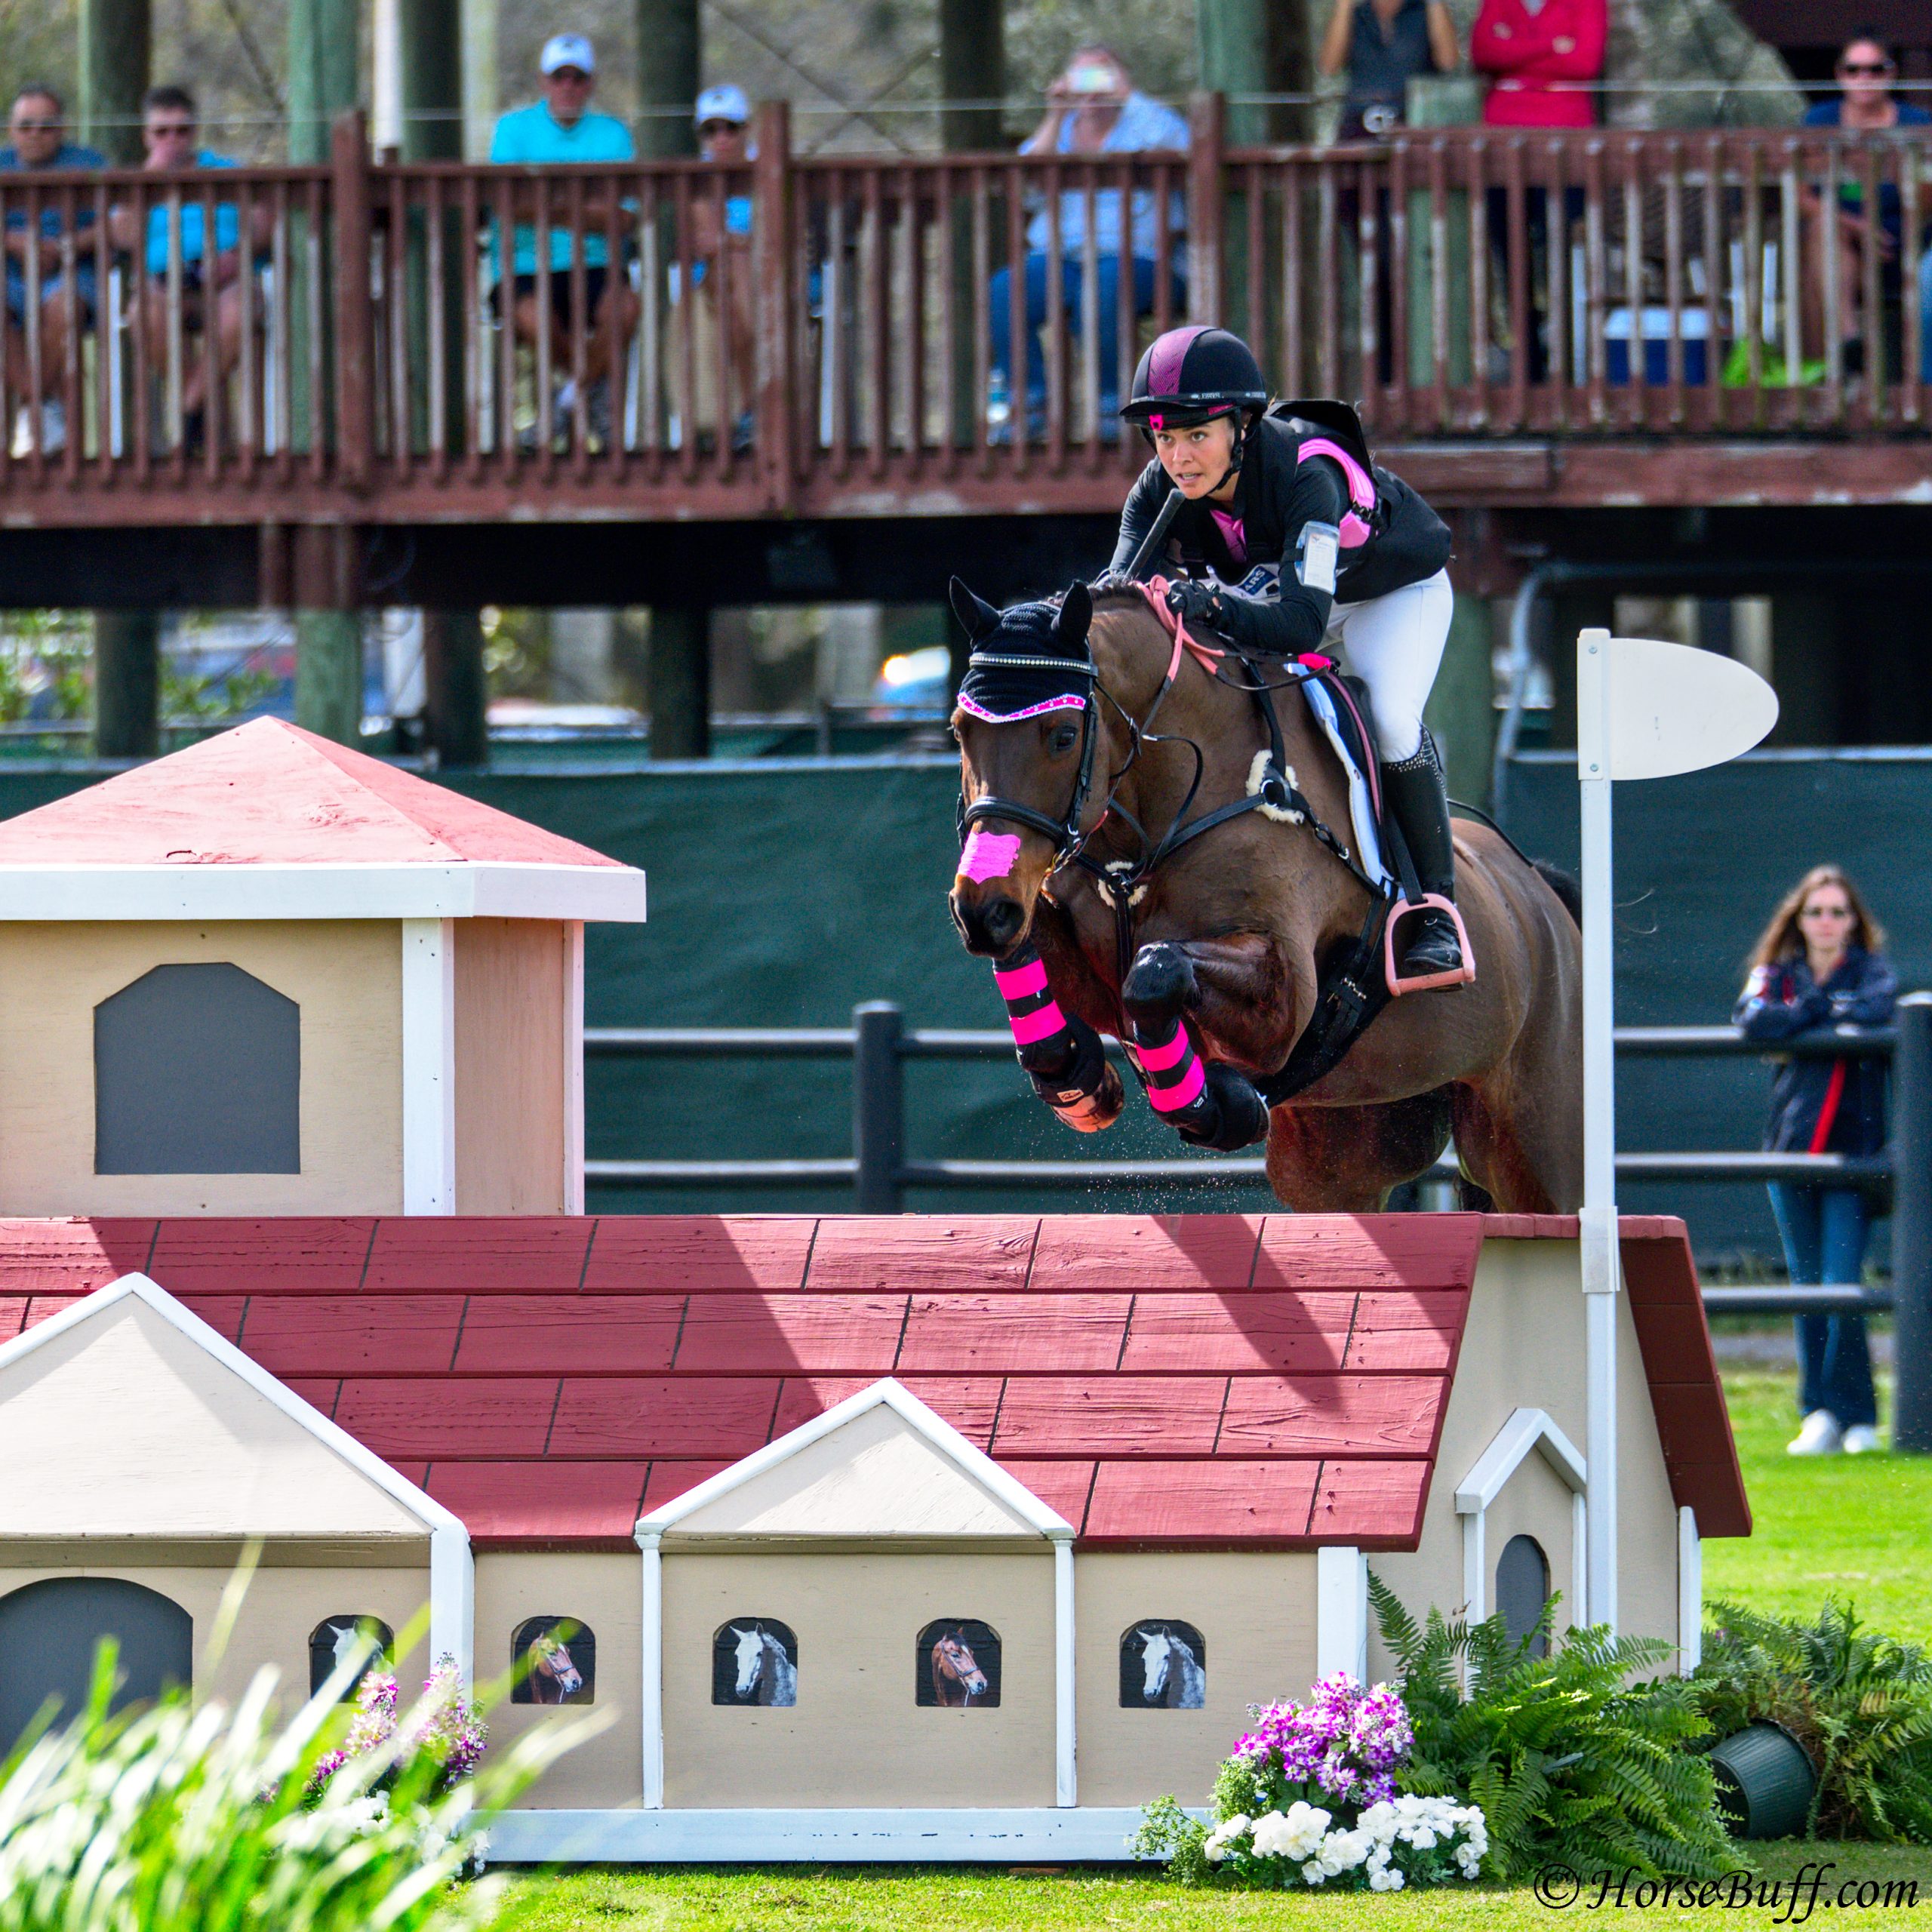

{"left": 1152, "top": 417, "right": 1236, "bottom": 497}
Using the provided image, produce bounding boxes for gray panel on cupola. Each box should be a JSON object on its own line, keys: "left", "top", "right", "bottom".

{"left": 94, "top": 961, "right": 300, "bottom": 1174}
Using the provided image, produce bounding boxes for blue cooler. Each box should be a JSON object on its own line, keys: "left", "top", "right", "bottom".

{"left": 1605, "top": 306, "right": 1709, "bottom": 386}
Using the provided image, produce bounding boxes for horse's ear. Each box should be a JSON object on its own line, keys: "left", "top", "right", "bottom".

{"left": 1054, "top": 581, "right": 1093, "bottom": 653}
{"left": 949, "top": 576, "right": 1002, "bottom": 641}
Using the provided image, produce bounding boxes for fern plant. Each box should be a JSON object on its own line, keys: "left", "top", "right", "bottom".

{"left": 1369, "top": 1572, "right": 1740, "bottom": 1881}
{"left": 1693, "top": 1599, "right": 1932, "bottom": 1842}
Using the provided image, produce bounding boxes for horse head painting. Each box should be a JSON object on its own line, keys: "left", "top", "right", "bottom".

{"left": 948, "top": 578, "right": 1582, "bottom": 1213}
{"left": 1129, "top": 1623, "right": 1206, "bottom": 1709}
{"left": 724, "top": 1623, "right": 798, "bottom": 1707}
{"left": 520, "top": 1622, "right": 587, "bottom": 1705}
{"left": 924, "top": 1623, "right": 995, "bottom": 1707}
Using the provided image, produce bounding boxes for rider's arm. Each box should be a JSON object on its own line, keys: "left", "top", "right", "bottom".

{"left": 1210, "top": 457, "right": 1351, "bottom": 658}
{"left": 1109, "top": 463, "right": 1173, "bottom": 574}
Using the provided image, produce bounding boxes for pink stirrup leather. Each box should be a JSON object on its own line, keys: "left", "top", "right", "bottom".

{"left": 1383, "top": 895, "right": 1478, "bottom": 996}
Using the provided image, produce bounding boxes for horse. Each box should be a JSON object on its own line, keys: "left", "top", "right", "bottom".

{"left": 930, "top": 1630, "right": 989, "bottom": 1706}
{"left": 524, "top": 1626, "right": 585, "bottom": 1704}
{"left": 1137, "top": 1626, "right": 1205, "bottom": 1709}
{"left": 948, "top": 580, "right": 1582, "bottom": 1213}
{"left": 728, "top": 1624, "right": 797, "bottom": 1706}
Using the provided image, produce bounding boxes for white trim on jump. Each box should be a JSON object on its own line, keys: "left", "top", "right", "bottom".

{"left": 0, "top": 860, "right": 649, "bottom": 924}
{"left": 635, "top": 1378, "right": 1075, "bottom": 1541}
{"left": 401, "top": 918, "right": 457, "bottom": 1216}
{"left": 485, "top": 1806, "right": 1187, "bottom": 1865}
{"left": 0, "top": 1272, "right": 474, "bottom": 1682}
{"left": 1455, "top": 1407, "right": 1588, "bottom": 1630}
{"left": 562, "top": 919, "right": 586, "bottom": 1215}
{"left": 1677, "top": 1505, "right": 1702, "bottom": 1675}
{"left": 1314, "top": 1546, "right": 1367, "bottom": 1682}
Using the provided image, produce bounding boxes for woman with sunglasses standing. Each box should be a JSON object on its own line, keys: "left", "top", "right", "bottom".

{"left": 1799, "top": 32, "right": 1930, "bottom": 372}
{"left": 1735, "top": 866, "right": 1898, "bottom": 1456}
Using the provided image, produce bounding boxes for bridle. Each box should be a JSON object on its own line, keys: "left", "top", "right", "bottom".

{"left": 959, "top": 592, "right": 1378, "bottom": 982}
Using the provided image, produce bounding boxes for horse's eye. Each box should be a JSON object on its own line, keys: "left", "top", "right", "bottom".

{"left": 1050, "top": 721, "right": 1079, "bottom": 754}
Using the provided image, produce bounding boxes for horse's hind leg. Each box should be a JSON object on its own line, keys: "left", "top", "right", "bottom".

{"left": 1121, "top": 940, "right": 1271, "bottom": 1152}
{"left": 1265, "top": 1091, "right": 1454, "bottom": 1211}
{"left": 1449, "top": 1066, "right": 1579, "bottom": 1214}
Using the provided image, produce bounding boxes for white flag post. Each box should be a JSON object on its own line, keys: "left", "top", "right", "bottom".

{"left": 1575, "top": 629, "right": 1777, "bottom": 1631}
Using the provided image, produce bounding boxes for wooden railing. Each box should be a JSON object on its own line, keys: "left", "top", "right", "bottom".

{"left": 0, "top": 103, "right": 1926, "bottom": 525}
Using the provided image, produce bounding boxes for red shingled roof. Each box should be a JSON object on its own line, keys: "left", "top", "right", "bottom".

{"left": 0, "top": 718, "right": 623, "bottom": 870}
{"left": 0, "top": 1214, "right": 1748, "bottom": 1549}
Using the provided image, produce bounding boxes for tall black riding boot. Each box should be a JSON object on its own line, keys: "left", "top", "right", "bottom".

{"left": 1380, "top": 730, "right": 1466, "bottom": 979}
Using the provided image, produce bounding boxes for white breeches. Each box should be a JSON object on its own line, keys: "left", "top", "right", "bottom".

{"left": 1320, "top": 566, "right": 1454, "bottom": 763}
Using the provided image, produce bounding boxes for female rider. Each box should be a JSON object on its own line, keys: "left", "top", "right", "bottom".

{"left": 1103, "top": 325, "right": 1465, "bottom": 980}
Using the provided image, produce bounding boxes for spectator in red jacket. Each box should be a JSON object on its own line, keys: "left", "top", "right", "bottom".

{"left": 1471, "top": 0, "right": 1607, "bottom": 128}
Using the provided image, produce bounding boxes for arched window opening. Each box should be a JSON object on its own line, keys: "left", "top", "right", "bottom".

{"left": 511, "top": 1616, "right": 596, "bottom": 1705}
{"left": 1119, "top": 1620, "right": 1207, "bottom": 1708}
{"left": 712, "top": 1620, "right": 798, "bottom": 1706}
{"left": 309, "top": 1615, "right": 395, "bottom": 1697}
{"left": 915, "top": 1619, "right": 1001, "bottom": 1708}
{"left": 1496, "top": 1534, "right": 1552, "bottom": 1657}
{"left": 94, "top": 962, "right": 300, "bottom": 1174}
{"left": 0, "top": 1577, "right": 192, "bottom": 1753}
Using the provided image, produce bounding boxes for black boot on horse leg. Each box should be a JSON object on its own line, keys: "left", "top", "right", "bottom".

{"left": 992, "top": 944, "right": 1125, "bottom": 1132}
{"left": 1121, "top": 941, "right": 1269, "bottom": 1152}
{"left": 1381, "top": 730, "right": 1474, "bottom": 989}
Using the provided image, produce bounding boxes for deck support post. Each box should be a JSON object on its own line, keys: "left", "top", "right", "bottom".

{"left": 648, "top": 605, "right": 710, "bottom": 759}
{"left": 423, "top": 611, "right": 488, "bottom": 766}
{"left": 634, "top": 0, "right": 699, "bottom": 161}
{"left": 93, "top": 613, "right": 160, "bottom": 760}
{"left": 79, "top": 0, "right": 151, "bottom": 165}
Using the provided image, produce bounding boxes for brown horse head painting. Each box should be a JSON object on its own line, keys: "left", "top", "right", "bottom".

{"left": 524, "top": 1626, "right": 585, "bottom": 1704}
{"left": 930, "top": 1631, "right": 990, "bottom": 1706}
{"left": 949, "top": 578, "right": 1582, "bottom": 1213}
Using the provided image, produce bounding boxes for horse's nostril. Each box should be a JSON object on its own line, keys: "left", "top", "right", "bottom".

{"left": 982, "top": 898, "right": 1023, "bottom": 948}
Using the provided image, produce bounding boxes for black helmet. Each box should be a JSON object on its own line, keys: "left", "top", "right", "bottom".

{"left": 1120, "top": 325, "right": 1269, "bottom": 427}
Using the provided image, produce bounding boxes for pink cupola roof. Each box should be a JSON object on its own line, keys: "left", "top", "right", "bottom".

{"left": 0, "top": 719, "right": 646, "bottom": 922}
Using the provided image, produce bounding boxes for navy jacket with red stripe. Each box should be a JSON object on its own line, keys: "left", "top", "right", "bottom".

{"left": 1733, "top": 947, "right": 1897, "bottom": 1158}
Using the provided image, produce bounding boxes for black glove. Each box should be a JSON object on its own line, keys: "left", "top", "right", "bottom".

{"left": 1091, "top": 569, "right": 1140, "bottom": 597}
{"left": 1164, "top": 577, "right": 1225, "bottom": 629}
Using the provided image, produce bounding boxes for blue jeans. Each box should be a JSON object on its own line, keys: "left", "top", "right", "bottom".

{"left": 1767, "top": 1182, "right": 1877, "bottom": 1429}
{"left": 986, "top": 254, "right": 1180, "bottom": 417}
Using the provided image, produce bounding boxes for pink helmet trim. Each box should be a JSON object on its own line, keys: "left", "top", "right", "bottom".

{"left": 1298, "top": 437, "right": 1377, "bottom": 548}
{"left": 1146, "top": 325, "right": 1210, "bottom": 398}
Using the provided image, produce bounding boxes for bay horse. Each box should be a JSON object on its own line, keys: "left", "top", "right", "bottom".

{"left": 524, "top": 1627, "right": 585, "bottom": 1704}
{"left": 930, "top": 1630, "right": 990, "bottom": 1706}
{"left": 948, "top": 580, "right": 1582, "bottom": 1213}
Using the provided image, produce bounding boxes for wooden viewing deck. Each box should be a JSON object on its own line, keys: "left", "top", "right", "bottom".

{"left": 4, "top": 99, "right": 1932, "bottom": 543}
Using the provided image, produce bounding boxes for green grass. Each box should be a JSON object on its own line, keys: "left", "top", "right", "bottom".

{"left": 1704, "top": 1364, "right": 1932, "bottom": 1644}
{"left": 502, "top": 1359, "right": 1932, "bottom": 1928}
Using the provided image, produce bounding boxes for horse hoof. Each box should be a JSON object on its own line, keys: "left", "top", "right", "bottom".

{"left": 1175, "top": 1062, "right": 1271, "bottom": 1152}
{"left": 1122, "top": 941, "right": 1196, "bottom": 1029}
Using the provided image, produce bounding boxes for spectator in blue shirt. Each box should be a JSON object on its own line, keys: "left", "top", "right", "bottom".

{"left": 671, "top": 84, "right": 756, "bottom": 450}
{"left": 490, "top": 33, "right": 641, "bottom": 442}
{"left": 987, "top": 47, "right": 1189, "bottom": 440}
{"left": 106, "top": 87, "right": 269, "bottom": 447}
{"left": 1798, "top": 32, "right": 1930, "bottom": 370}
{"left": 0, "top": 86, "right": 106, "bottom": 456}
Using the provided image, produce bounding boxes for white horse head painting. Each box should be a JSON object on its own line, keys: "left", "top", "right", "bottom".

{"left": 1134, "top": 1623, "right": 1205, "bottom": 1708}
{"left": 728, "top": 1623, "right": 797, "bottom": 1706}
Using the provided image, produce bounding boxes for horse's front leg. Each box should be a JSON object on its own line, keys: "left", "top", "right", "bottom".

{"left": 986, "top": 918, "right": 1125, "bottom": 1134}
{"left": 1119, "top": 935, "right": 1290, "bottom": 1152}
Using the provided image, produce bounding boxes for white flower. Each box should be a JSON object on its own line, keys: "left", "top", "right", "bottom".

{"left": 1405, "top": 1826, "right": 1438, "bottom": 1849}
{"left": 1301, "top": 1861, "right": 1327, "bottom": 1884}
{"left": 1251, "top": 1801, "right": 1331, "bottom": 1862}
{"left": 1318, "top": 1828, "right": 1370, "bottom": 1873}
{"left": 1202, "top": 1814, "right": 1251, "bottom": 1863}
{"left": 1369, "top": 1865, "right": 1407, "bottom": 1891}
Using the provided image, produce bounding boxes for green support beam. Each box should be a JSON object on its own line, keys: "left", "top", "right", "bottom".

{"left": 92, "top": 613, "right": 159, "bottom": 759}
{"left": 401, "top": 0, "right": 463, "bottom": 161}
{"left": 288, "top": 0, "right": 358, "bottom": 162}
{"left": 941, "top": 0, "right": 1004, "bottom": 448}
{"left": 635, "top": 0, "right": 700, "bottom": 160}
{"left": 423, "top": 609, "right": 488, "bottom": 767}
{"left": 1195, "top": 0, "right": 1308, "bottom": 145}
{"left": 648, "top": 606, "right": 711, "bottom": 758}
{"left": 79, "top": 0, "right": 150, "bottom": 165}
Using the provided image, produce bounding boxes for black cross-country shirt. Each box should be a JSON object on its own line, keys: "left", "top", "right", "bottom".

{"left": 1109, "top": 410, "right": 1453, "bottom": 658}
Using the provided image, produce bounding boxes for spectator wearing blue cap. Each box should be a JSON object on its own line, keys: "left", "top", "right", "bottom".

{"left": 490, "top": 33, "right": 640, "bottom": 441}
{"left": 670, "top": 83, "right": 755, "bottom": 449}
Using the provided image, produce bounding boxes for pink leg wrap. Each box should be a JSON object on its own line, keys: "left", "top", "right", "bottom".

{"left": 1134, "top": 1015, "right": 1208, "bottom": 1115}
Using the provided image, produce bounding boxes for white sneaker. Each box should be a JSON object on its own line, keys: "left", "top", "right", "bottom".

{"left": 1841, "top": 1424, "right": 1882, "bottom": 1455}
{"left": 1787, "top": 1409, "right": 1843, "bottom": 1456}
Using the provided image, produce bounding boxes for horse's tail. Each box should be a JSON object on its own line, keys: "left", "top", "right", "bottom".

{"left": 1532, "top": 859, "right": 1582, "bottom": 928}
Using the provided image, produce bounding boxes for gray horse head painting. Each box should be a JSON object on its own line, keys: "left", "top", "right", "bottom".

{"left": 719, "top": 1621, "right": 797, "bottom": 1706}
{"left": 1127, "top": 1621, "right": 1205, "bottom": 1708}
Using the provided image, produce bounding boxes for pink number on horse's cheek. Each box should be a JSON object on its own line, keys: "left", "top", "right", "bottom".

{"left": 958, "top": 829, "right": 1022, "bottom": 883}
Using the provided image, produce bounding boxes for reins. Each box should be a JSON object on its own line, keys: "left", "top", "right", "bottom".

{"left": 962, "top": 585, "right": 1381, "bottom": 988}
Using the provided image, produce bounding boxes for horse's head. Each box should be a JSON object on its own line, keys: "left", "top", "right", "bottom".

{"left": 949, "top": 577, "right": 1103, "bottom": 958}
{"left": 529, "top": 1628, "right": 584, "bottom": 1700}
{"left": 934, "top": 1632, "right": 989, "bottom": 1700}
{"left": 1139, "top": 1628, "right": 1172, "bottom": 1701}
{"left": 731, "top": 1625, "right": 764, "bottom": 1699}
